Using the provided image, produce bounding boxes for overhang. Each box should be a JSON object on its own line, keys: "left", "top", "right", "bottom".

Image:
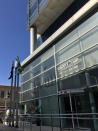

{"left": 29, "top": 0, "right": 74, "bottom": 34}
{"left": 22, "top": 0, "right": 98, "bottom": 67}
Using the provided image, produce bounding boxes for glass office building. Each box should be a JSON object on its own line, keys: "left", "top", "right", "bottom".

{"left": 20, "top": 0, "right": 98, "bottom": 130}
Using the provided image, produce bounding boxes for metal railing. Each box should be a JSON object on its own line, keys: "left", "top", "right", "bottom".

{"left": 18, "top": 113, "right": 98, "bottom": 131}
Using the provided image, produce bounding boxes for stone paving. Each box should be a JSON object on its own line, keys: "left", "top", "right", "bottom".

{"left": 0, "top": 124, "right": 23, "bottom": 131}
{"left": 0, "top": 124, "right": 91, "bottom": 131}
{"left": 22, "top": 125, "right": 90, "bottom": 131}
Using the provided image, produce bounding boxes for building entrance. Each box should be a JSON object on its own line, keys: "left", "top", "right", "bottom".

{"left": 59, "top": 67, "right": 98, "bottom": 131}
{"left": 60, "top": 89, "right": 93, "bottom": 130}
{"left": 63, "top": 89, "right": 85, "bottom": 128}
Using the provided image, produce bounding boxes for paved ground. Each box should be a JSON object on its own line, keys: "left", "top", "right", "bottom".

{"left": 0, "top": 124, "right": 90, "bottom": 131}
{"left": 0, "top": 124, "right": 23, "bottom": 131}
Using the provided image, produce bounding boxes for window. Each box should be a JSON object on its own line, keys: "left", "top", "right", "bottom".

{"left": 42, "top": 68, "right": 56, "bottom": 84}
{"left": 55, "top": 28, "right": 78, "bottom": 52}
{"left": 56, "top": 40, "right": 81, "bottom": 64}
{"left": 80, "top": 27, "right": 98, "bottom": 51}
{"left": 58, "top": 72, "right": 86, "bottom": 91}
{"left": 32, "top": 64, "right": 41, "bottom": 76}
{"left": 42, "top": 56, "right": 54, "bottom": 71}
{"left": 84, "top": 45, "right": 98, "bottom": 68}
{"left": 1, "top": 91, "right": 4, "bottom": 98}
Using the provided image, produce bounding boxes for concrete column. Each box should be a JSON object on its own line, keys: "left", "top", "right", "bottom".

{"left": 30, "top": 27, "right": 37, "bottom": 54}
{"left": 24, "top": 104, "right": 27, "bottom": 115}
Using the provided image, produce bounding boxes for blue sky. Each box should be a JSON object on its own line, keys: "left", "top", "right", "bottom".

{"left": 0, "top": 0, "right": 30, "bottom": 85}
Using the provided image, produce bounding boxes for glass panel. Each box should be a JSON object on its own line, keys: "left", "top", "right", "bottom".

{"left": 39, "top": 0, "right": 49, "bottom": 12}
{"left": 26, "top": 99, "right": 40, "bottom": 114}
{"left": 32, "top": 64, "right": 41, "bottom": 76}
{"left": 29, "top": 0, "right": 38, "bottom": 25}
{"left": 75, "top": 88, "right": 98, "bottom": 130}
{"left": 40, "top": 96, "right": 60, "bottom": 127}
{"left": 34, "top": 75, "right": 42, "bottom": 87}
{"left": 84, "top": 45, "right": 98, "bottom": 68}
{"left": 41, "top": 47, "right": 54, "bottom": 62}
{"left": 93, "top": 88, "right": 98, "bottom": 113}
{"left": 71, "top": 90, "right": 93, "bottom": 129}
{"left": 21, "top": 75, "right": 23, "bottom": 83}
{"left": 23, "top": 90, "right": 32, "bottom": 101}
{"left": 22, "top": 79, "right": 33, "bottom": 91}
{"left": 19, "top": 93, "right": 23, "bottom": 102}
{"left": 88, "top": 68, "right": 98, "bottom": 86}
{"left": 56, "top": 40, "right": 81, "bottom": 64}
{"left": 57, "top": 55, "right": 84, "bottom": 78}
{"left": 78, "top": 12, "right": 98, "bottom": 37}
{"left": 22, "top": 71, "right": 32, "bottom": 83}
{"left": 31, "top": 48, "right": 54, "bottom": 69}
{"left": 60, "top": 94, "right": 73, "bottom": 128}
{"left": 81, "top": 27, "right": 98, "bottom": 51}
{"left": 32, "top": 56, "right": 41, "bottom": 67}
{"left": 42, "top": 56, "right": 54, "bottom": 71}
{"left": 58, "top": 72, "right": 86, "bottom": 91}
{"left": 23, "top": 87, "right": 39, "bottom": 100}
{"left": 71, "top": 91, "right": 91, "bottom": 113}
{"left": 39, "top": 81, "right": 57, "bottom": 97}
{"left": 58, "top": 67, "right": 98, "bottom": 130}
{"left": 22, "top": 63, "right": 32, "bottom": 74}
{"left": 42, "top": 68, "right": 56, "bottom": 84}
{"left": 29, "top": 0, "right": 37, "bottom": 16}
{"left": 31, "top": 87, "right": 39, "bottom": 99}
{"left": 55, "top": 29, "right": 79, "bottom": 52}
{"left": 20, "top": 85, "right": 24, "bottom": 92}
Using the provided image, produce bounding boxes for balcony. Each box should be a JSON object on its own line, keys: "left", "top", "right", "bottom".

{"left": 28, "top": 0, "right": 74, "bottom": 34}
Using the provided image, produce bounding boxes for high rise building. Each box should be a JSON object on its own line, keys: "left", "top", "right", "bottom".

{"left": 20, "top": 0, "right": 98, "bottom": 130}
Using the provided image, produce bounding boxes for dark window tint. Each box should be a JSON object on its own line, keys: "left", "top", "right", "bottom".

{"left": 58, "top": 72, "right": 86, "bottom": 91}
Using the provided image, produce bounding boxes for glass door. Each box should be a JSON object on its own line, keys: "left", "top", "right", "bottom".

{"left": 60, "top": 91, "right": 78, "bottom": 129}
{"left": 60, "top": 89, "right": 91, "bottom": 129}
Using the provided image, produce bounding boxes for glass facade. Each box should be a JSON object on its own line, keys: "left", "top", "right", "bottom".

{"left": 28, "top": 0, "right": 48, "bottom": 27}
{"left": 28, "top": 0, "right": 89, "bottom": 47}
{"left": 20, "top": 11, "right": 98, "bottom": 130}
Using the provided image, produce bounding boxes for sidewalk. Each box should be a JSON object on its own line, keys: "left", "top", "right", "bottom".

{"left": 0, "top": 124, "right": 23, "bottom": 131}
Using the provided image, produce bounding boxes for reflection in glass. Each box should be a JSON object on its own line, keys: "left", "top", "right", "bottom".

{"left": 84, "top": 46, "right": 98, "bottom": 68}
{"left": 57, "top": 55, "right": 84, "bottom": 78}
{"left": 81, "top": 27, "right": 98, "bottom": 51}
{"left": 77, "top": 12, "right": 98, "bottom": 37}
{"left": 42, "top": 56, "right": 54, "bottom": 71}
{"left": 32, "top": 64, "right": 41, "bottom": 76}
{"left": 41, "top": 96, "right": 60, "bottom": 127}
{"left": 39, "top": 81, "right": 57, "bottom": 97}
{"left": 42, "top": 68, "right": 56, "bottom": 84}
{"left": 55, "top": 29, "right": 78, "bottom": 52}
{"left": 56, "top": 40, "right": 81, "bottom": 64}
{"left": 58, "top": 72, "right": 86, "bottom": 91}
